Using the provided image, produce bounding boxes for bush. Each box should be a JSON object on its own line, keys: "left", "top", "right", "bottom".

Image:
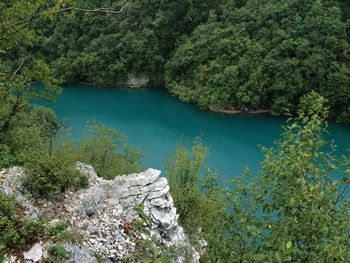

{"left": 0, "top": 192, "right": 46, "bottom": 251}
{"left": 0, "top": 144, "right": 17, "bottom": 169}
{"left": 166, "top": 141, "right": 226, "bottom": 243}
{"left": 48, "top": 220, "right": 69, "bottom": 237}
{"left": 24, "top": 154, "right": 88, "bottom": 199}
{"left": 45, "top": 244, "right": 69, "bottom": 263}
{"left": 55, "top": 121, "right": 143, "bottom": 180}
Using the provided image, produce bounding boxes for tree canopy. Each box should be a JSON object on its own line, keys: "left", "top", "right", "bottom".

{"left": 166, "top": 0, "right": 350, "bottom": 123}
{"left": 36, "top": 0, "right": 225, "bottom": 84}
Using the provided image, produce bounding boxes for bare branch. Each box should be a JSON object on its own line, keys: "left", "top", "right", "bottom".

{"left": 13, "top": 52, "right": 31, "bottom": 77}
{"left": 335, "top": 181, "right": 350, "bottom": 205}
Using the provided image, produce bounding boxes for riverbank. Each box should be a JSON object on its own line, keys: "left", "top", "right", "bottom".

{"left": 208, "top": 105, "right": 270, "bottom": 115}
{"left": 69, "top": 81, "right": 164, "bottom": 89}
{"left": 66, "top": 83, "right": 270, "bottom": 115}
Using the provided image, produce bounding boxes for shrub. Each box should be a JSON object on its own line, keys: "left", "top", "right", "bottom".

{"left": 24, "top": 153, "right": 88, "bottom": 199}
{"left": 45, "top": 244, "right": 69, "bottom": 263}
{"left": 55, "top": 121, "right": 143, "bottom": 180}
{"left": 166, "top": 142, "right": 226, "bottom": 239}
{"left": 0, "top": 144, "right": 17, "bottom": 169}
{"left": 48, "top": 220, "right": 69, "bottom": 237}
{"left": 0, "top": 192, "right": 46, "bottom": 251}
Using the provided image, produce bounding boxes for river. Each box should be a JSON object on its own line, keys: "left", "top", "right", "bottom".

{"left": 45, "top": 84, "right": 350, "bottom": 178}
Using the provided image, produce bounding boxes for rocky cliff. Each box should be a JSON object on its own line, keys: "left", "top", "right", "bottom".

{"left": 0, "top": 163, "right": 201, "bottom": 263}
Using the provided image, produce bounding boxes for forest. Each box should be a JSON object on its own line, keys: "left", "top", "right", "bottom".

{"left": 0, "top": 0, "right": 350, "bottom": 262}
{"left": 32, "top": 0, "right": 350, "bottom": 123}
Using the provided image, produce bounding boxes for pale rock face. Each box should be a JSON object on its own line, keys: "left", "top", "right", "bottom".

{"left": 0, "top": 167, "right": 40, "bottom": 220}
{"left": 127, "top": 73, "right": 149, "bottom": 87}
{"left": 70, "top": 163, "right": 199, "bottom": 261}
{"left": 64, "top": 242, "right": 98, "bottom": 263}
{"left": 3, "top": 255, "right": 17, "bottom": 263}
{"left": 23, "top": 243, "right": 43, "bottom": 262}
{"left": 0, "top": 163, "right": 200, "bottom": 262}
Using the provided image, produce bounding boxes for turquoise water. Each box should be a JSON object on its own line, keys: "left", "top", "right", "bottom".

{"left": 46, "top": 84, "right": 350, "bottom": 178}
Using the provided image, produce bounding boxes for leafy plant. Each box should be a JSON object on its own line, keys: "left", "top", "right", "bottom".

{"left": 0, "top": 192, "right": 46, "bottom": 252}
{"left": 166, "top": 141, "right": 226, "bottom": 243}
{"left": 23, "top": 153, "right": 88, "bottom": 199}
{"left": 44, "top": 244, "right": 69, "bottom": 263}
{"left": 48, "top": 220, "right": 69, "bottom": 237}
{"left": 55, "top": 121, "right": 143, "bottom": 180}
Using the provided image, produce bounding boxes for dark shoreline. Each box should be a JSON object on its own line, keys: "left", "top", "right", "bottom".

{"left": 64, "top": 82, "right": 272, "bottom": 116}
{"left": 66, "top": 81, "right": 165, "bottom": 89}
{"left": 208, "top": 105, "right": 270, "bottom": 115}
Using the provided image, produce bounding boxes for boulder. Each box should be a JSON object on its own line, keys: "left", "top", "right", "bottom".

{"left": 64, "top": 242, "right": 98, "bottom": 263}
{"left": 23, "top": 243, "right": 43, "bottom": 262}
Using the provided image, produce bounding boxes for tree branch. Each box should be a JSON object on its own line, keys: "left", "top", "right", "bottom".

{"left": 13, "top": 52, "right": 31, "bottom": 77}
{"left": 335, "top": 182, "right": 350, "bottom": 205}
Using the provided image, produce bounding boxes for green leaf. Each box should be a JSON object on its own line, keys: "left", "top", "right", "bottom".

{"left": 139, "top": 255, "right": 153, "bottom": 262}
{"left": 275, "top": 252, "right": 283, "bottom": 263}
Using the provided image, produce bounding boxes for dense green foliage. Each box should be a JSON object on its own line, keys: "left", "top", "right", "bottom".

{"left": 167, "top": 93, "right": 350, "bottom": 262}
{"left": 0, "top": 193, "right": 46, "bottom": 260}
{"left": 339, "top": 0, "right": 350, "bottom": 17}
{"left": 44, "top": 244, "right": 69, "bottom": 263}
{"left": 37, "top": 0, "right": 225, "bottom": 84}
{"left": 23, "top": 153, "right": 88, "bottom": 199}
{"left": 1, "top": 1, "right": 350, "bottom": 262}
{"left": 166, "top": 0, "right": 350, "bottom": 123}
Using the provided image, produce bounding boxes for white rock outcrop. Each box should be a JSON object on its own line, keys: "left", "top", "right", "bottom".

{"left": 23, "top": 243, "right": 43, "bottom": 262}
{"left": 0, "top": 164, "right": 200, "bottom": 262}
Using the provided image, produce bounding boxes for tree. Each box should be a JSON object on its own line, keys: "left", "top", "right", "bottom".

{"left": 0, "top": 0, "right": 132, "bottom": 167}
{"left": 54, "top": 121, "right": 143, "bottom": 179}
{"left": 33, "top": 106, "right": 61, "bottom": 156}
{"left": 0, "top": 1, "right": 68, "bottom": 168}
{"left": 258, "top": 92, "right": 350, "bottom": 262}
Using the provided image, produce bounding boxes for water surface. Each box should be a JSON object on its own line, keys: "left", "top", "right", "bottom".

{"left": 45, "top": 85, "right": 350, "bottom": 178}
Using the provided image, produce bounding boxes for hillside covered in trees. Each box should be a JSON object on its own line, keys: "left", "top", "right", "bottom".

{"left": 33, "top": 0, "right": 350, "bottom": 123}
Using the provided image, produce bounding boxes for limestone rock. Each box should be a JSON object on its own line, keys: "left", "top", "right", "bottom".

{"left": 0, "top": 164, "right": 201, "bottom": 263}
{"left": 23, "top": 243, "right": 43, "bottom": 262}
{"left": 0, "top": 167, "right": 40, "bottom": 219}
{"left": 64, "top": 242, "right": 98, "bottom": 263}
{"left": 3, "top": 255, "right": 17, "bottom": 263}
{"left": 127, "top": 73, "right": 149, "bottom": 87}
{"left": 69, "top": 165, "right": 199, "bottom": 261}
